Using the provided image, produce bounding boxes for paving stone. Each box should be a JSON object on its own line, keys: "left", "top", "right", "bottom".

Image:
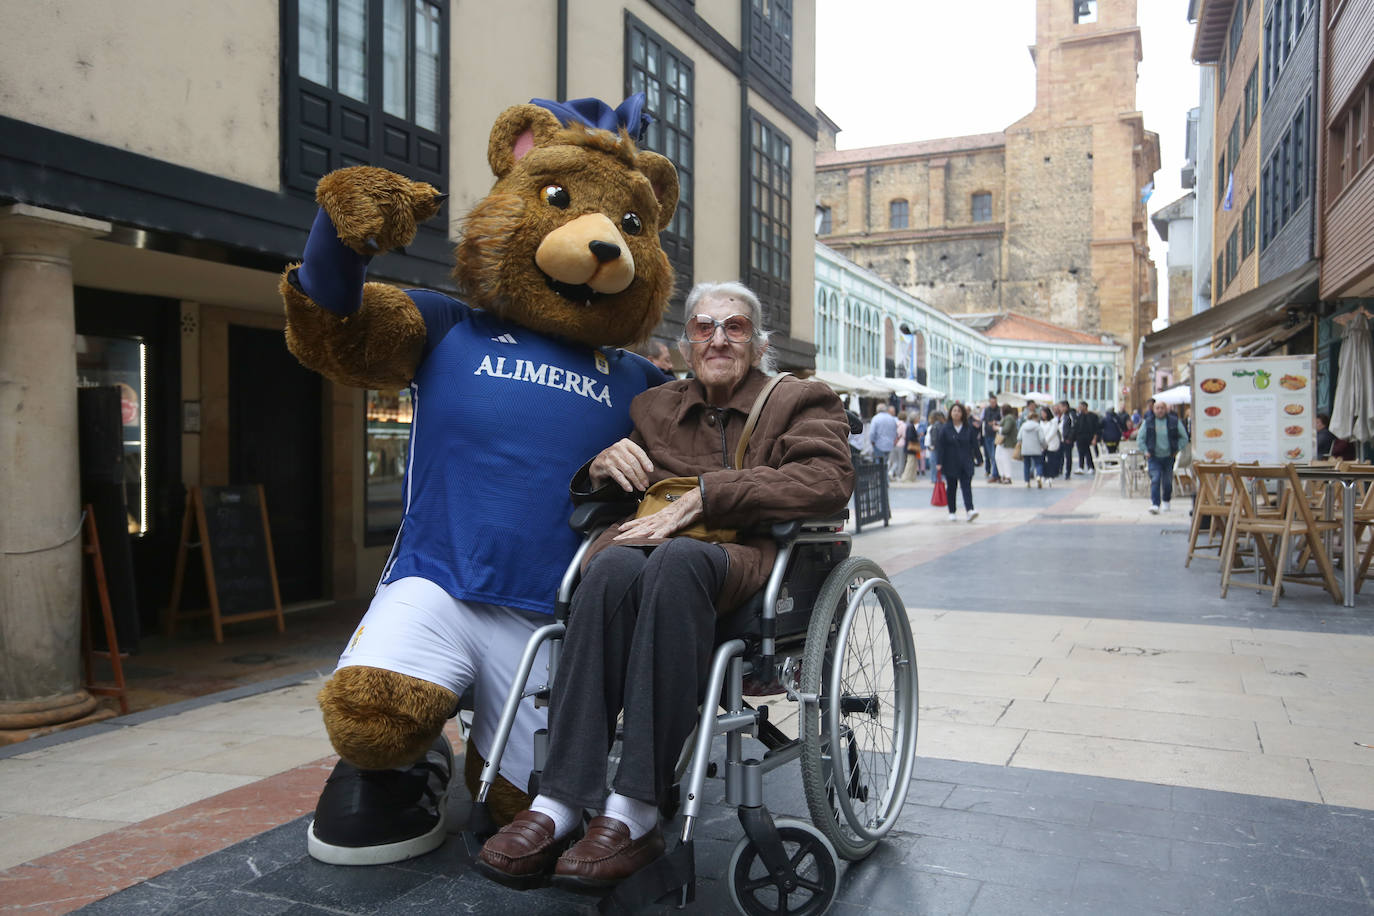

{"left": 241, "top": 858, "right": 438, "bottom": 913}
{"left": 1072, "top": 859, "right": 1265, "bottom": 914}
{"left": 836, "top": 858, "right": 981, "bottom": 914}
{"left": 1020, "top": 767, "right": 1175, "bottom": 810}
{"left": 997, "top": 819, "right": 1171, "bottom": 871}
{"left": 1087, "top": 800, "right": 1175, "bottom": 837}
{"left": 968, "top": 881, "right": 1163, "bottom": 916}
{"left": 1168, "top": 837, "right": 1370, "bottom": 903}
{"left": 892, "top": 802, "right": 1013, "bottom": 845}
{"left": 941, "top": 784, "right": 1097, "bottom": 827}
{"left": 902, "top": 836, "right": 1080, "bottom": 893}
{"left": 1260, "top": 887, "right": 1374, "bottom": 916}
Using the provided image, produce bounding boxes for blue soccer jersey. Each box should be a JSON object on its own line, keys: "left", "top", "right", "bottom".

{"left": 377, "top": 289, "right": 664, "bottom": 614}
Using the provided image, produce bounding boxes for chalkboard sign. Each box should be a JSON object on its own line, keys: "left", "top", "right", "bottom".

{"left": 167, "top": 485, "right": 285, "bottom": 643}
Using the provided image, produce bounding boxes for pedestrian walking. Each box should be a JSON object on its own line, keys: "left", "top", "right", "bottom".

{"left": 1141, "top": 400, "right": 1188, "bottom": 514}
{"left": 1101, "top": 409, "right": 1122, "bottom": 453}
{"left": 1038, "top": 406, "right": 1060, "bottom": 483}
{"left": 1018, "top": 409, "right": 1046, "bottom": 487}
{"left": 891, "top": 410, "right": 910, "bottom": 480}
{"left": 900, "top": 412, "right": 922, "bottom": 482}
{"left": 1056, "top": 400, "right": 1075, "bottom": 481}
{"left": 926, "top": 410, "right": 945, "bottom": 478}
{"left": 1074, "top": 401, "right": 1099, "bottom": 473}
{"left": 936, "top": 402, "right": 981, "bottom": 522}
{"left": 869, "top": 404, "right": 898, "bottom": 474}
{"left": 980, "top": 395, "right": 1001, "bottom": 481}
{"left": 995, "top": 405, "right": 1018, "bottom": 483}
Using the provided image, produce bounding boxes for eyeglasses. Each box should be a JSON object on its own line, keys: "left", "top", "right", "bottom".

{"left": 684, "top": 313, "right": 755, "bottom": 343}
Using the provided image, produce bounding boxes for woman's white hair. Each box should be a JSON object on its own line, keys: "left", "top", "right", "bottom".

{"left": 679, "top": 280, "right": 776, "bottom": 373}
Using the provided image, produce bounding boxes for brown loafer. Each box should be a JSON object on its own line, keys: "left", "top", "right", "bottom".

{"left": 475, "top": 810, "right": 576, "bottom": 890}
{"left": 551, "top": 815, "right": 665, "bottom": 893}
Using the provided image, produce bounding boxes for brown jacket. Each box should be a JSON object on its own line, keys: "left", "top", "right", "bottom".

{"left": 573, "top": 369, "right": 855, "bottom": 612}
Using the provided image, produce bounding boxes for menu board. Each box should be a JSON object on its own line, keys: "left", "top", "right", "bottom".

{"left": 1191, "top": 356, "right": 1316, "bottom": 464}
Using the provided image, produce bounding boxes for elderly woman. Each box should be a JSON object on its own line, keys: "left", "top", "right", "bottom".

{"left": 477, "top": 281, "right": 854, "bottom": 891}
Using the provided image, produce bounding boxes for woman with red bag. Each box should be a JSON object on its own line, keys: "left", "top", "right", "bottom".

{"left": 936, "top": 402, "right": 982, "bottom": 522}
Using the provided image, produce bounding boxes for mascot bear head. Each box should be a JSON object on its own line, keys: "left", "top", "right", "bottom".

{"left": 455, "top": 96, "right": 678, "bottom": 348}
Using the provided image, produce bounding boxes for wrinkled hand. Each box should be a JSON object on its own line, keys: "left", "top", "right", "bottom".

{"left": 613, "top": 486, "right": 703, "bottom": 541}
{"left": 589, "top": 438, "right": 654, "bottom": 492}
{"left": 316, "top": 166, "right": 444, "bottom": 255}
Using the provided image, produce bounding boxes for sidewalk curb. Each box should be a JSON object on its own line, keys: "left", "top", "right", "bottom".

{"left": 0, "top": 667, "right": 333, "bottom": 761}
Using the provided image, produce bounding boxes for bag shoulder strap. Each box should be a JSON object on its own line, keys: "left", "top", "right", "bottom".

{"left": 733, "top": 372, "right": 791, "bottom": 469}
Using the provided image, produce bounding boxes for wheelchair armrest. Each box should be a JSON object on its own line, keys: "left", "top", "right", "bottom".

{"left": 569, "top": 500, "right": 633, "bottom": 534}
{"left": 770, "top": 512, "right": 849, "bottom": 543}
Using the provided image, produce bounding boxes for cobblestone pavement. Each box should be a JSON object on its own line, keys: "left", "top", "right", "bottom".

{"left": 2, "top": 474, "right": 1371, "bottom": 915}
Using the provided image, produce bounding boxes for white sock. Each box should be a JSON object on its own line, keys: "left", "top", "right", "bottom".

{"left": 603, "top": 791, "right": 658, "bottom": 840}
{"left": 529, "top": 794, "right": 580, "bottom": 839}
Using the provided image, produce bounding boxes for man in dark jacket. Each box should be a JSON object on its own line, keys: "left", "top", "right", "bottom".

{"left": 1056, "top": 401, "right": 1075, "bottom": 480}
{"left": 1074, "top": 402, "right": 1100, "bottom": 473}
{"left": 1141, "top": 400, "right": 1189, "bottom": 513}
{"left": 980, "top": 394, "right": 1001, "bottom": 481}
{"left": 1100, "top": 409, "right": 1122, "bottom": 452}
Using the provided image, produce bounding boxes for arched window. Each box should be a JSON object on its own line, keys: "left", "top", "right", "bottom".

{"left": 989, "top": 359, "right": 1003, "bottom": 392}
{"left": 1087, "top": 366, "right": 1100, "bottom": 405}
{"left": 1038, "top": 363, "right": 1051, "bottom": 392}
{"left": 1072, "top": 365, "right": 1084, "bottom": 401}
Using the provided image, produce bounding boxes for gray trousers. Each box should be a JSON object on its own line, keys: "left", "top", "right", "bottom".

{"left": 539, "top": 539, "right": 725, "bottom": 809}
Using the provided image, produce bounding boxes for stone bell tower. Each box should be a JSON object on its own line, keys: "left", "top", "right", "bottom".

{"left": 1002, "top": 0, "right": 1160, "bottom": 396}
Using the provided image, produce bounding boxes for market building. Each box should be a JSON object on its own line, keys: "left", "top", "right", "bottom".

{"left": 814, "top": 242, "right": 1121, "bottom": 412}
{"left": 0, "top": 0, "right": 819, "bottom": 732}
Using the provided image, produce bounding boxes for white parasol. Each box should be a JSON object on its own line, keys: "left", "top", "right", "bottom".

{"left": 1154, "top": 384, "right": 1191, "bottom": 406}
{"left": 859, "top": 375, "right": 946, "bottom": 399}
{"left": 1330, "top": 311, "right": 1374, "bottom": 442}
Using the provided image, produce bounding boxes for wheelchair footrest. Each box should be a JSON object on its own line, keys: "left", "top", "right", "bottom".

{"left": 596, "top": 840, "right": 695, "bottom": 914}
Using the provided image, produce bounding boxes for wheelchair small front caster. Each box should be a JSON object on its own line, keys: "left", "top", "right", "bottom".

{"left": 726, "top": 818, "right": 838, "bottom": 916}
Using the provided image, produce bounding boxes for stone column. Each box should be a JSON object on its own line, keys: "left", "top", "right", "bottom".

{"left": 0, "top": 204, "right": 111, "bottom": 734}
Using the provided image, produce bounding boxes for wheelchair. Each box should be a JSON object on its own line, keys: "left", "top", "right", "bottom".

{"left": 471, "top": 502, "right": 919, "bottom": 915}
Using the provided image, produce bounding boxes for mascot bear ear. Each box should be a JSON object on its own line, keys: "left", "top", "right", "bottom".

{"left": 488, "top": 104, "right": 565, "bottom": 178}
{"left": 634, "top": 150, "right": 679, "bottom": 232}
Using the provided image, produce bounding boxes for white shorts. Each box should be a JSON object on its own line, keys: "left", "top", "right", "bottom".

{"left": 336, "top": 576, "right": 551, "bottom": 792}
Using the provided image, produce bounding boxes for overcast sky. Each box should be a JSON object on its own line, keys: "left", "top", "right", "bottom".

{"left": 815, "top": 0, "right": 1201, "bottom": 322}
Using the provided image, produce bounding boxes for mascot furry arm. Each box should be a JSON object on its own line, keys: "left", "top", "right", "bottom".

{"left": 278, "top": 100, "right": 678, "bottom": 825}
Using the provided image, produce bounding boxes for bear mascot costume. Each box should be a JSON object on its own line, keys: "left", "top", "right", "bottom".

{"left": 279, "top": 94, "right": 677, "bottom": 865}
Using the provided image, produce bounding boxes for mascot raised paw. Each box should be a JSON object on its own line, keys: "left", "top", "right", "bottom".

{"left": 280, "top": 95, "right": 677, "bottom": 865}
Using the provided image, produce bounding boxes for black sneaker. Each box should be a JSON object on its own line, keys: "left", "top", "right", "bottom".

{"left": 307, "top": 734, "right": 453, "bottom": 865}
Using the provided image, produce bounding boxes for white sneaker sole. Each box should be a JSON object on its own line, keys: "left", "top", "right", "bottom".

{"left": 967, "top": 511, "right": 979, "bottom": 522}
{"left": 307, "top": 801, "right": 448, "bottom": 865}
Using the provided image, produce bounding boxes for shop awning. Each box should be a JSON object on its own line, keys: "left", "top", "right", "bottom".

{"left": 812, "top": 370, "right": 892, "bottom": 396}
{"left": 859, "top": 375, "right": 945, "bottom": 399}
{"left": 1142, "top": 262, "right": 1320, "bottom": 362}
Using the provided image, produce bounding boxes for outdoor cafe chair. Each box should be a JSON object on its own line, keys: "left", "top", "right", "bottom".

{"left": 1336, "top": 462, "right": 1374, "bottom": 594}
{"left": 1185, "top": 462, "right": 1233, "bottom": 567}
{"left": 1220, "top": 464, "right": 1342, "bottom": 607}
{"left": 1091, "top": 441, "right": 1124, "bottom": 492}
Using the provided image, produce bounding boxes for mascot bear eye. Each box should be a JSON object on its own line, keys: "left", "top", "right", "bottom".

{"left": 620, "top": 212, "right": 643, "bottom": 235}
{"left": 543, "top": 185, "right": 571, "bottom": 209}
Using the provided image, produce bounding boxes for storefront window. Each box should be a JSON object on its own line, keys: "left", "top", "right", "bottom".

{"left": 365, "top": 387, "right": 412, "bottom": 543}
{"left": 76, "top": 335, "right": 148, "bottom": 536}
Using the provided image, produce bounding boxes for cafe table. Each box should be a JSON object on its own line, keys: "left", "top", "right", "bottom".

{"left": 1294, "top": 464, "right": 1369, "bottom": 608}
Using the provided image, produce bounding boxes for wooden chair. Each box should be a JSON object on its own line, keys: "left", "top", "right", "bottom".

{"left": 1220, "top": 465, "right": 1342, "bottom": 606}
{"left": 1185, "top": 463, "right": 1234, "bottom": 566}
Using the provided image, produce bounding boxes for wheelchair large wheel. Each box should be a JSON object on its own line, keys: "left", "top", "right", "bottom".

{"left": 799, "top": 557, "right": 918, "bottom": 861}
{"left": 727, "top": 818, "right": 838, "bottom": 916}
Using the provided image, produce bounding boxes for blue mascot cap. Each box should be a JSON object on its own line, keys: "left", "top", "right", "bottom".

{"left": 529, "top": 93, "right": 653, "bottom": 144}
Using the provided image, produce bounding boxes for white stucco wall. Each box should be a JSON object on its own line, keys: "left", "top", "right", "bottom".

{"left": 0, "top": 0, "right": 280, "bottom": 190}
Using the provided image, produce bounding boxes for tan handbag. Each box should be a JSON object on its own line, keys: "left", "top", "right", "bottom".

{"left": 1012, "top": 440, "right": 1023, "bottom": 461}
{"left": 634, "top": 373, "right": 790, "bottom": 543}
{"left": 994, "top": 431, "right": 1005, "bottom": 446}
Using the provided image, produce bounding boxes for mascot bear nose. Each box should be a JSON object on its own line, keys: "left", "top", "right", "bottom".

{"left": 535, "top": 213, "right": 636, "bottom": 295}
{"left": 589, "top": 240, "right": 621, "bottom": 263}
